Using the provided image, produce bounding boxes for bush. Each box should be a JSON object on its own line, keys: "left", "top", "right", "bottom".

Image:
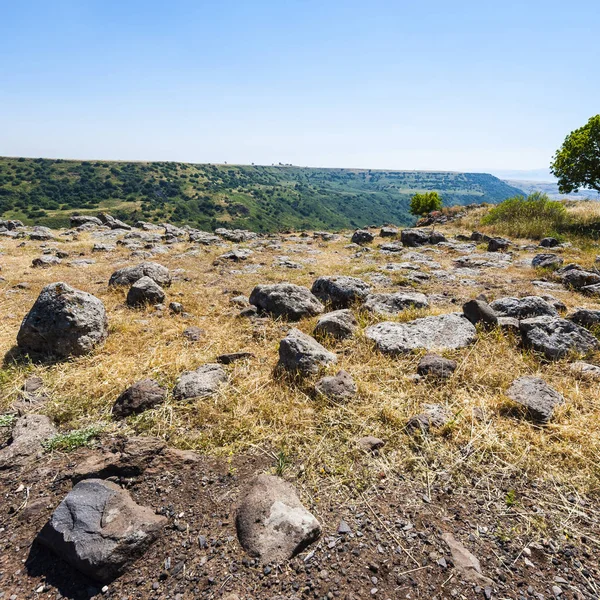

{"left": 481, "top": 192, "right": 567, "bottom": 239}
{"left": 410, "top": 191, "right": 442, "bottom": 216}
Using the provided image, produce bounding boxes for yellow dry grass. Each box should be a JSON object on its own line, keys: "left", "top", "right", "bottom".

{"left": 1, "top": 214, "right": 600, "bottom": 497}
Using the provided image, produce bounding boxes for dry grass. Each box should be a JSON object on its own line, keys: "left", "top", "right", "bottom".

{"left": 2, "top": 217, "right": 600, "bottom": 498}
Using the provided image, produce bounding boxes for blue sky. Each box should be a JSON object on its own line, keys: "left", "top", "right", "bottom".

{"left": 1, "top": 0, "right": 598, "bottom": 172}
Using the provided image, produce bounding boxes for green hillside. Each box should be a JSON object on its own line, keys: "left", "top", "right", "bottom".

{"left": 0, "top": 157, "right": 525, "bottom": 232}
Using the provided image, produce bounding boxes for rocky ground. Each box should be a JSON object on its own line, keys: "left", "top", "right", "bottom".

{"left": 1, "top": 215, "right": 600, "bottom": 599}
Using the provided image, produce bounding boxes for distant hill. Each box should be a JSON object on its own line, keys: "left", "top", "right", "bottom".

{"left": 0, "top": 157, "right": 525, "bottom": 232}
{"left": 504, "top": 179, "right": 600, "bottom": 201}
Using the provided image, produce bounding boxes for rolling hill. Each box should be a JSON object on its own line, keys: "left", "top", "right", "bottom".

{"left": 0, "top": 157, "right": 525, "bottom": 232}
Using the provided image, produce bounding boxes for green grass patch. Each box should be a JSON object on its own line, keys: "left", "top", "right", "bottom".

{"left": 42, "top": 425, "right": 103, "bottom": 453}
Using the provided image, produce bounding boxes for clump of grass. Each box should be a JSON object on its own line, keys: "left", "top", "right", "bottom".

{"left": 42, "top": 425, "right": 103, "bottom": 453}
{"left": 481, "top": 192, "right": 567, "bottom": 239}
{"left": 0, "top": 414, "right": 16, "bottom": 427}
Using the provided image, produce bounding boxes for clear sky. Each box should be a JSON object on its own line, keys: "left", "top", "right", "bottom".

{"left": 1, "top": 0, "right": 598, "bottom": 172}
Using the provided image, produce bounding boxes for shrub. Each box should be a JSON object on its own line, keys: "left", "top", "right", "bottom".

{"left": 410, "top": 191, "right": 442, "bottom": 216}
{"left": 481, "top": 192, "right": 567, "bottom": 239}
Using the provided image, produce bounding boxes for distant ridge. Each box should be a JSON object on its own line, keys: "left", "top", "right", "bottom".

{"left": 0, "top": 157, "right": 525, "bottom": 232}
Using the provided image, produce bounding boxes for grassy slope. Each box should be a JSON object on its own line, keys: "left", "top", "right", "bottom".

{"left": 0, "top": 157, "right": 525, "bottom": 232}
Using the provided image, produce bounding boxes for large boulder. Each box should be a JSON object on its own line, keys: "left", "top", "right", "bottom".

{"left": 173, "top": 364, "right": 227, "bottom": 400}
{"left": 364, "top": 292, "right": 429, "bottom": 315}
{"left": 0, "top": 414, "right": 56, "bottom": 469}
{"left": 236, "top": 474, "right": 321, "bottom": 563}
{"left": 519, "top": 316, "right": 599, "bottom": 360}
{"left": 540, "top": 237, "right": 560, "bottom": 248}
{"left": 278, "top": 329, "right": 337, "bottom": 375}
{"left": 126, "top": 276, "right": 166, "bottom": 307}
{"left": 108, "top": 262, "right": 171, "bottom": 288}
{"left": 487, "top": 237, "right": 509, "bottom": 252}
{"left": 560, "top": 269, "right": 600, "bottom": 290}
{"left": 17, "top": 282, "right": 108, "bottom": 359}
{"left": 313, "top": 309, "right": 357, "bottom": 340}
{"left": 37, "top": 479, "right": 166, "bottom": 582}
{"left": 112, "top": 379, "right": 167, "bottom": 419}
{"left": 70, "top": 215, "right": 103, "bottom": 227}
{"left": 249, "top": 283, "right": 323, "bottom": 320}
{"left": 532, "top": 253, "right": 563, "bottom": 269}
{"left": 568, "top": 308, "right": 600, "bottom": 329}
{"left": 490, "top": 296, "right": 558, "bottom": 320}
{"left": 401, "top": 228, "right": 431, "bottom": 247}
{"left": 311, "top": 276, "right": 371, "bottom": 309}
{"left": 351, "top": 230, "right": 374, "bottom": 245}
{"left": 506, "top": 376, "right": 564, "bottom": 423}
{"left": 365, "top": 313, "right": 477, "bottom": 355}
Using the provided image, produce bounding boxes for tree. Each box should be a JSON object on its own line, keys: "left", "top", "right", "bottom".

{"left": 409, "top": 191, "right": 442, "bottom": 216}
{"left": 551, "top": 115, "right": 600, "bottom": 193}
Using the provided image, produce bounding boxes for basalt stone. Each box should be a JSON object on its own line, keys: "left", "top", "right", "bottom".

{"left": 532, "top": 253, "right": 563, "bottom": 269}
{"left": 364, "top": 292, "right": 429, "bottom": 315}
{"left": 568, "top": 308, "right": 600, "bottom": 329}
{"left": 17, "top": 282, "right": 108, "bottom": 359}
{"left": 314, "top": 370, "right": 357, "bottom": 401}
{"left": 487, "top": 237, "right": 509, "bottom": 252}
{"left": 380, "top": 226, "right": 399, "bottom": 237}
{"left": 351, "top": 230, "right": 374, "bottom": 245}
{"left": 126, "top": 276, "right": 166, "bottom": 307}
{"left": 112, "top": 379, "right": 167, "bottom": 419}
{"left": 313, "top": 309, "right": 357, "bottom": 340}
{"left": 416, "top": 354, "right": 457, "bottom": 379}
{"left": 311, "top": 276, "right": 371, "bottom": 309}
{"left": 560, "top": 269, "right": 600, "bottom": 290}
{"left": 490, "top": 296, "right": 558, "bottom": 320}
{"left": 506, "top": 376, "right": 564, "bottom": 423}
{"left": 277, "top": 328, "right": 337, "bottom": 375}
{"left": 401, "top": 228, "right": 431, "bottom": 247}
{"left": 173, "top": 364, "right": 227, "bottom": 400}
{"left": 540, "top": 237, "right": 560, "bottom": 248}
{"left": 249, "top": 283, "right": 323, "bottom": 321}
{"left": 109, "top": 262, "right": 171, "bottom": 288}
{"left": 462, "top": 299, "right": 498, "bottom": 328}
{"left": 31, "top": 256, "right": 61, "bottom": 268}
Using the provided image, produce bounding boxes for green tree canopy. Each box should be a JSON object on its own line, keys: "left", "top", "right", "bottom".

{"left": 551, "top": 115, "right": 600, "bottom": 193}
{"left": 409, "top": 191, "right": 442, "bottom": 216}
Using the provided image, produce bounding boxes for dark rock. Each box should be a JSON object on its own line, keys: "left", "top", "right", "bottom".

{"left": 560, "top": 269, "right": 600, "bottom": 290}
{"left": 126, "top": 276, "right": 166, "bottom": 307}
{"left": 216, "top": 352, "right": 254, "bottom": 364}
{"left": 37, "top": 479, "right": 166, "bottom": 582}
{"left": 506, "top": 376, "right": 564, "bottom": 423}
{"left": 490, "top": 296, "right": 558, "bottom": 319}
{"left": 417, "top": 354, "right": 457, "bottom": 379}
{"left": 169, "top": 301, "right": 184, "bottom": 314}
{"left": 236, "top": 474, "right": 321, "bottom": 563}
{"left": 351, "top": 230, "right": 374, "bottom": 245}
{"left": 311, "top": 276, "right": 371, "bottom": 309}
{"left": 32, "top": 256, "right": 61, "bottom": 268}
{"left": 470, "top": 231, "right": 491, "bottom": 243}
{"left": 406, "top": 404, "right": 450, "bottom": 433}
{"left": 215, "top": 249, "right": 253, "bottom": 263}
{"left": 278, "top": 328, "right": 337, "bottom": 375}
{"left": 182, "top": 326, "right": 205, "bottom": 341}
{"left": 462, "top": 299, "right": 498, "bottom": 328}
{"left": 540, "top": 237, "right": 560, "bottom": 248}
{"left": 380, "top": 226, "right": 398, "bottom": 237}
{"left": 109, "top": 262, "right": 171, "bottom": 287}
{"left": 313, "top": 309, "right": 357, "bottom": 340}
{"left": 17, "top": 282, "right": 108, "bottom": 359}
{"left": 532, "top": 253, "right": 563, "bottom": 269}
{"left": 401, "top": 228, "right": 431, "bottom": 247}
{"left": 112, "top": 379, "right": 167, "bottom": 419}
{"left": 173, "top": 364, "right": 227, "bottom": 400}
{"left": 249, "top": 283, "right": 323, "bottom": 320}
{"left": 314, "top": 370, "right": 357, "bottom": 401}
{"left": 520, "top": 316, "right": 599, "bottom": 360}
{"left": 487, "top": 237, "right": 509, "bottom": 252}
{"left": 0, "top": 414, "right": 56, "bottom": 469}
{"left": 99, "top": 213, "right": 131, "bottom": 230}
{"left": 568, "top": 308, "right": 600, "bottom": 329}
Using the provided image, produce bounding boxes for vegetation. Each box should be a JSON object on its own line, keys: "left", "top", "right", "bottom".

{"left": 481, "top": 192, "right": 568, "bottom": 239}
{"left": 42, "top": 425, "right": 103, "bottom": 453}
{"left": 409, "top": 191, "right": 443, "bottom": 216}
{"left": 551, "top": 115, "right": 600, "bottom": 194}
{"left": 0, "top": 157, "right": 524, "bottom": 232}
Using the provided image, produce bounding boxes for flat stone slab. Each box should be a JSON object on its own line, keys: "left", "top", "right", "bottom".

{"left": 365, "top": 313, "right": 477, "bottom": 355}
{"left": 364, "top": 292, "right": 429, "bottom": 315}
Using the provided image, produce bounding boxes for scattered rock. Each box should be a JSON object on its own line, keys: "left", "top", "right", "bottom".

{"left": 236, "top": 474, "right": 321, "bottom": 563}
{"left": 560, "top": 269, "right": 600, "bottom": 290}
{"left": 99, "top": 213, "right": 131, "bottom": 230}
{"left": 490, "top": 296, "right": 558, "bottom": 319}
{"left": 173, "top": 364, "right": 227, "bottom": 400}
{"left": 0, "top": 414, "right": 56, "bottom": 469}
{"left": 17, "top": 282, "right": 108, "bottom": 359}
{"left": 357, "top": 436, "right": 386, "bottom": 452}
{"left": 182, "top": 326, "right": 205, "bottom": 341}
{"left": 380, "top": 226, "right": 398, "bottom": 237}
{"left": 351, "top": 230, "right": 374, "bottom": 245}
{"left": 109, "top": 262, "right": 171, "bottom": 287}
{"left": 311, "top": 276, "right": 371, "bottom": 308}
{"left": 506, "top": 376, "right": 564, "bottom": 423}
{"left": 532, "top": 253, "right": 563, "bottom": 269}
{"left": 487, "top": 237, "right": 509, "bottom": 252}
{"left": 401, "top": 228, "right": 431, "bottom": 247}
{"left": 37, "top": 479, "right": 166, "bottom": 582}
{"left": 32, "top": 256, "right": 61, "bottom": 268}
{"left": 462, "top": 299, "right": 498, "bottom": 328}
{"left": 441, "top": 532, "right": 494, "bottom": 586}
{"left": 416, "top": 354, "right": 457, "bottom": 379}
{"left": 540, "top": 237, "right": 560, "bottom": 247}
{"left": 567, "top": 308, "right": 600, "bottom": 329}
{"left": 314, "top": 370, "right": 357, "bottom": 401}
{"left": 366, "top": 313, "right": 477, "bottom": 355}
{"left": 126, "top": 276, "right": 166, "bottom": 307}
{"left": 216, "top": 352, "right": 254, "bottom": 364}
{"left": 277, "top": 328, "right": 337, "bottom": 375}
{"left": 70, "top": 215, "right": 103, "bottom": 227}
{"left": 406, "top": 404, "right": 450, "bottom": 433}
{"left": 313, "top": 309, "right": 357, "bottom": 340}
{"left": 569, "top": 361, "right": 600, "bottom": 380}
{"left": 215, "top": 249, "right": 253, "bottom": 263}
{"left": 520, "top": 316, "right": 599, "bottom": 360}
{"left": 364, "top": 292, "right": 429, "bottom": 315}
{"left": 249, "top": 283, "right": 323, "bottom": 320}
{"left": 112, "top": 379, "right": 167, "bottom": 419}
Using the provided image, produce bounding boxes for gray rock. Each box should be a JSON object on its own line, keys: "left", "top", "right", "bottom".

{"left": 313, "top": 309, "right": 357, "bottom": 340}
{"left": 497, "top": 316, "right": 520, "bottom": 333}
{"left": 568, "top": 308, "right": 600, "bottom": 329}
{"left": 0, "top": 414, "right": 56, "bottom": 469}
{"left": 37, "top": 479, "right": 166, "bottom": 582}
{"left": 520, "top": 316, "right": 599, "bottom": 360}
{"left": 17, "top": 282, "right": 108, "bottom": 359}
{"left": 99, "top": 213, "right": 131, "bottom": 230}
{"left": 236, "top": 474, "right": 321, "bottom": 563}
{"left": 173, "top": 364, "right": 227, "bottom": 400}
{"left": 417, "top": 354, "right": 457, "bottom": 379}
{"left": 351, "top": 230, "right": 374, "bottom": 245}
{"left": 311, "top": 276, "right": 371, "bottom": 309}
{"left": 462, "top": 299, "right": 498, "bottom": 328}
{"left": 112, "top": 379, "right": 167, "bottom": 419}
{"left": 92, "top": 243, "right": 115, "bottom": 252}
{"left": 366, "top": 313, "right": 477, "bottom": 355}
{"left": 216, "top": 228, "right": 257, "bottom": 243}
{"left": 532, "top": 253, "right": 563, "bottom": 269}
{"left": 569, "top": 361, "right": 600, "bottom": 380}
{"left": 506, "top": 376, "right": 564, "bottom": 423}
{"left": 379, "top": 241, "right": 404, "bottom": 253}
{"left": 109, "top": 262, "right": 171, "bottom": 287}
{"left": 216, "top": 351, "right": 254, "bottom": 364}
{"left": 487, "top": 237, "right": 509, "bottom": 252}
{"left": 215, "top": 248, "right": 253, "bottom": 263}
{"left": 380, "top": 226, "right": 398, "bottom": 237}
{"left": 401, "top": 228, "right": 431, "bottom": 247}
{"left": 364, "top": 292, "right": 429, "bottom": 315}
{"left": 490, "top": 296, "right": 558, "bottom": 319}
{"left": 581, "top": 283, "right": 600, "bottom": 296}
{"left": 454, "top": 253, "right": 512, "bottom": 268}
{"left": 126, "top": 276, "right": 166, "bottom": 307}
{"left": 540, "top": 237, "right": 560, "bottom": 247}
{"left": 169, "top": 301, "right": 184, "bottom": 314}
{"left": 278, "top": 328, "right": 337, "bottom": 375}
{"left": 560, "top": 269, "right": 600, "bottom": 290}
{"left": 357, "top": 436, "right": 386, "bottom": 452}
{"left": 406, "top": 404, "right": 450, "bottom": 432}
{"left": 249, "top": 283, "right": 323, "bottom": 321}
{"left": 182, "top": 326, "right": 205, "bottom": 341}
{"left": 314, "top": 370, "right": 357, "bottom": 401}
{"left": 70, "top": 215, "right": 103, "bottom": 227}
{"left": 29, "top": 226, "right": 54, "bottom": 241}
{"left": 31, "top": 255, "right": 62, "bottom": 268}
{"left": 188, "top": 229, "right": 221, "bottom": 245}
